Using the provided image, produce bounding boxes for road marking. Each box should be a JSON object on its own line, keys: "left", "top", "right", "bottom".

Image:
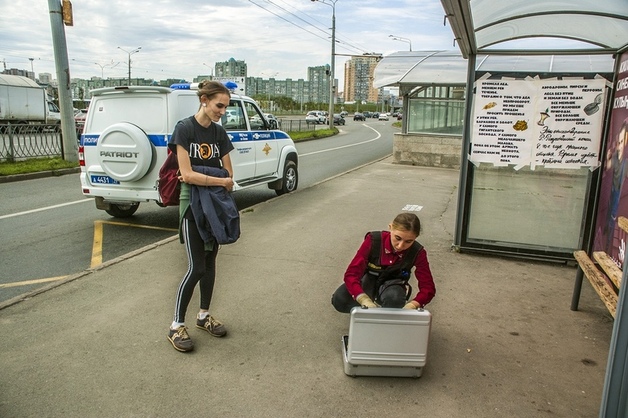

{"left": 0, "top": 276, "right": 68, "bottom": 289}
{"left": 90, "top": 220, "right": 177, "bottom": 268}
{"left": 0, "top": 199, "right": 92, "bottom": 220}
{"left": 299, "top": 125, "right": 381, "bottom": 157}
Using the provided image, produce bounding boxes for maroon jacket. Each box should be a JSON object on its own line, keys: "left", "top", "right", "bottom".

{"left": 344, "top": 230, "right": 436, "bottom": 307}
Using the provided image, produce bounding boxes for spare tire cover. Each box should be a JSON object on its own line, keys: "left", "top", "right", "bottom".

{"left": 96, "top": 122, "right": 153, "bottom": 182}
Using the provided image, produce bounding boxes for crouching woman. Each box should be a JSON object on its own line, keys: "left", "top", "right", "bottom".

{"left": 331, "top": 213, "right": 435, "bottom": 312}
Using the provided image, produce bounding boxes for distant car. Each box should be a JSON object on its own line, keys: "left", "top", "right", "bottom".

{"left": 362, "top": 111, "right": 371, "bottom": 118}
{"left": 372, "top": 112, "right": 380, "bottom": 119}
{"left": 333, "top": 114, "right": 345, "bottom": 125}
{"left": 306, "top": 110, "right": 326, "bottom": 125}
{"left": 353, "top": 112, "right": 365, "bottom": 121}
{"left": 378, "top": 113, "right": 389, "bottom": 121}
{"left": 265, "top": 113, "right": 280, "bottom": 129}
{"left": 75, "top": 108, "right": 88, "bottom": 133}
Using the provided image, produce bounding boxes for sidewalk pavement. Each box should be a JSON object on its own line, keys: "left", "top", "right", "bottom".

{"left": 0, "top": 157, "right": 614, "bottom": 417}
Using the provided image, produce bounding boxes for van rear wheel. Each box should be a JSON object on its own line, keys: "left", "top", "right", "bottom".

{"left": 105, "top": 203, "right": 140, "bottom": 218}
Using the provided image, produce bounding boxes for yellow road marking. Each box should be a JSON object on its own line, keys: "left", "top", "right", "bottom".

{"left": 0, "top": 276, "right": 68, "bottom": 289}
{"left": 90, "top": 220, "right": 177, "bottom": 268}
{"left": 91, "top": 220, "right": 103, "bottom": 267}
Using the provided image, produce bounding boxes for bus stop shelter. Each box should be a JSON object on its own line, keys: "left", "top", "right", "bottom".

{"left": 440, "top": 1, "right": 628, "bottom": 416}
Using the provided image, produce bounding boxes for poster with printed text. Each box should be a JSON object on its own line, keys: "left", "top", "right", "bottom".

{"left": 471, "top": 79, "right": 606, "bottom": 169}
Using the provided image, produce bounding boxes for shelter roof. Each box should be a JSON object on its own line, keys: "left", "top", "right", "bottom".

{"left": 440, "top": 0, "right": 628, "bottom": 58}
{"left": 373, "top": 51, "right": 615, "bottom": 89}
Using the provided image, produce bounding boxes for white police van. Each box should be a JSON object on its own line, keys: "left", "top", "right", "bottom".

{"left": 79, "top": 83, "right": 299, "bottom": 217}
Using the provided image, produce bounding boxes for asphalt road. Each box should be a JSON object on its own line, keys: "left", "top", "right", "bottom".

{"left": 0, "top": 118, "right": 396, "bottom": 303}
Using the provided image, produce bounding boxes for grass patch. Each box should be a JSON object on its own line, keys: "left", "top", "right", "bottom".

{"left": 0, "top": 157, "right": 79, "bottom": 176}
{"left": 289, "top": 127, "right": 338, "bottom": 142}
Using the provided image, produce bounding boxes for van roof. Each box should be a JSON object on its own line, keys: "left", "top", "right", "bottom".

{"left": 89, "top": 85, "right": 251, "bottom": 102}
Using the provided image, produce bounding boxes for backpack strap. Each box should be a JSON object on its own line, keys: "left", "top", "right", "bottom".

{"left": 399, "top": 241, "right": 423, "bottom": 273}
{"left": 367, "top": 231, "right": 381, "bottom": 267}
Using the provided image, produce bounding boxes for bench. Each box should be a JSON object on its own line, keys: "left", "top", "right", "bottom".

{"left": 571, "top": 216, "right": 628, "bottom": 318}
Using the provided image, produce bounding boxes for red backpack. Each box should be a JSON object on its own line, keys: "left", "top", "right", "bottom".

{"left": 158, "top": 150, "right": 180, "bottom": 206}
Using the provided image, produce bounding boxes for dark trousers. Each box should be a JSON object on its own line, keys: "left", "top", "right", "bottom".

{"left": 173, "top": 217, "right": 218, "bottom": 323}
{"left": 331, "top": 273, "right": 408, "bottom": 313}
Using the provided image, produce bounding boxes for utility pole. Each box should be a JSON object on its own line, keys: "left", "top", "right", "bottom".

{"left": 311, "top": 0, "right": 337, "bottom": 130}
{"left": 47, "top": 0, "right": 78, "bottom": 162}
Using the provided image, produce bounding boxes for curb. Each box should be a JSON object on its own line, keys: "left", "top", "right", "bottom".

{"left": 0, "top": 167, "right": 80, "bottom": 184}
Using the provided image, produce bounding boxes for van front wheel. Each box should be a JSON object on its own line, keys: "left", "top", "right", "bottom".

{"left": 276, "top": 161, "right": 298, "bottom": 196}
{"left": 106, "top": 203, "right": 140, "bottom": 218}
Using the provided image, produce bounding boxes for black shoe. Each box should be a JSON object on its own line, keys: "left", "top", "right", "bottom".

{"left": 167, "top": 326, "right": 194, "bottom": 352}
{"left": 196, "top": 315, "right": 227, "bottom": 337}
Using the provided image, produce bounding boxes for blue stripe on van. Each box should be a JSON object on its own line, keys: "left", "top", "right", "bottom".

{"left": 81, "top": 134, "right": 168, "bottom": 147}
{"left": 81, "top": 130, "right": 289, "bottom": 146}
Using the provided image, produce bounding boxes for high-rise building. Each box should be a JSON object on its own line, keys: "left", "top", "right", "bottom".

{"left": 215, "top": 58, "right": 247, "bottom": 77}
{"left": 343, "top": 56, "right": 379, "bottom": 103}
{"left": 308, "top": 64, "right": 330, "bottom": 105}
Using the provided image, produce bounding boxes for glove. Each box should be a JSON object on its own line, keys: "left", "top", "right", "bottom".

{"left": 356, "top": 293, "right": 378, "bottom": 308}
{"left": 403, "top": 301, "right": 421, "bottom": 310}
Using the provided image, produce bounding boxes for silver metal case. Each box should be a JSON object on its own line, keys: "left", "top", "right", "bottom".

{"left": 342, "top": 307, "right": 431, "bottom": 377}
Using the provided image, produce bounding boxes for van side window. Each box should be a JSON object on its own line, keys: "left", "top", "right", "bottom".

{"left": 244, "top": 101, "right": 266, "bottom": 130}
{"left": 222, "top": 102, "right": 246, "bottom": 131}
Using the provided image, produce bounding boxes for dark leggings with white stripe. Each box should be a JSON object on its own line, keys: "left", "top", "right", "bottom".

{"left": 173, "top": 217, "right": 218, "bottom": 324}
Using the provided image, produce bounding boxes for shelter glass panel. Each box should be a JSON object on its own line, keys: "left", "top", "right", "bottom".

{"left": 466, "top": 165, "right": 589, "bottom": 250}
{"left": 408, "top": 86, "right": 465, "bottom": 135}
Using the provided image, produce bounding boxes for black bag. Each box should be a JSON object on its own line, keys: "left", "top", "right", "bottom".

{"left": 158, "top": 150, "right": 180, "bottom": 206}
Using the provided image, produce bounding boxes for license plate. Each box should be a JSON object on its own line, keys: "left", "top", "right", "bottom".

{"left": 90, "top": 175, "right": 120, "bottom": 185}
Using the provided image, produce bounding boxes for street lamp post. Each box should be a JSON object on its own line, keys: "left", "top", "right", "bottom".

{"left": 311, "top": 0, "right": 337, "bottom": 130}
{"left": 202, "top": 63, "right": 214, "bottom": 77}
{"left": 389, "top": 34, "right": 412, "bottom": 51}
{"left": 117, "top": 46, "right": 141, "bottom": 85}
{"left": 95, "top": 61, "right": 119, "bottom": 79}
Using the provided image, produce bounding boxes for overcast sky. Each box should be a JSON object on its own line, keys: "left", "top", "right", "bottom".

{"left": 0, "top": 0, "right": 456, "bottom": 86}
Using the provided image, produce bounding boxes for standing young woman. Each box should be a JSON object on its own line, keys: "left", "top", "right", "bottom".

{"left": 167, "top": 80, "right": 235, "bottom": 352}
{"left": 331, "top": 213, "right": 436, "bottom": 313}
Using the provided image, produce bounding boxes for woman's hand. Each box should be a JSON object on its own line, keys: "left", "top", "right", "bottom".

{"left": 223, "top": 176, "right": 234, "bottom": 191}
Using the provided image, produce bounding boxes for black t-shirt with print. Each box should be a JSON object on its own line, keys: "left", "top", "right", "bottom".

{"left": 169, "top": 115, "right": 234, "bottom": 168}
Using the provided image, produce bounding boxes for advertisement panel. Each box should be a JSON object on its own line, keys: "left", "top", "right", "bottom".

{"left": 593, "top": 51, "right": 628, "bottom": 264}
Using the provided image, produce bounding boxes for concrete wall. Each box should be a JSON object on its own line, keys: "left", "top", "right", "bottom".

{"left": 393, "top": 132, "right": 462, "bottom": 169}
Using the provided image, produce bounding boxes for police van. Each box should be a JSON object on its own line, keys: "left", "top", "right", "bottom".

{"left": 79, "top": 83, "right": 299, "bottom": 218}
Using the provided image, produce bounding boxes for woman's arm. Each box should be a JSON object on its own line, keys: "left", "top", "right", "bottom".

{"left": 176, "top": 144, "right": 233, "bottom": 190}
{"left": 344, "top": 235, "right": 372, "bottom": 298}
{"left": 412, "top": 249, "right": 436, "bottom": 306}
{"left": 221, "top": 153, "right": 234, "bottom": 179}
